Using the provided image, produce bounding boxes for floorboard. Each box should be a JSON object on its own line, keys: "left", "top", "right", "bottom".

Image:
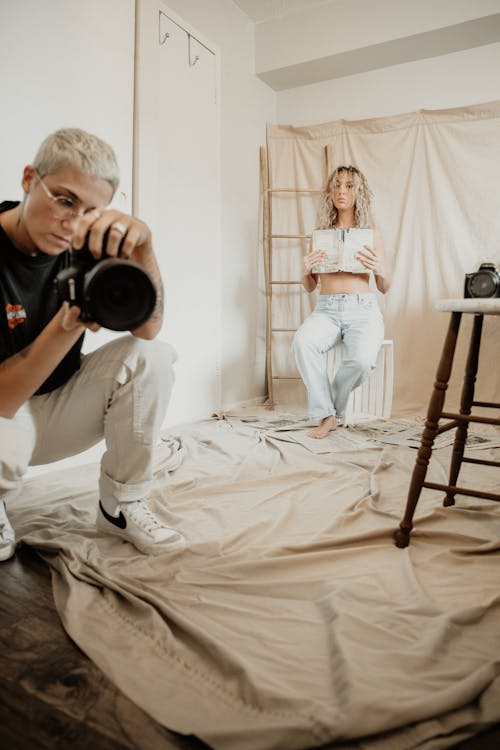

{"left": 1, "top": 545, "right": 498, "bottom": 750}
{"left": 0, "top": 545, "right": 207, "bottom": 750}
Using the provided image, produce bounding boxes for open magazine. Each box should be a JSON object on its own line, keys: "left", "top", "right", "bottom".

{"left": 311, "top": 227, "right": 373, "bottom": 273}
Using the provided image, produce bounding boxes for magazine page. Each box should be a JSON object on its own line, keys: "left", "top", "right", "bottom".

{"left": 311, "top": 228, "right": 373, "bottom": 273}
{"left": 342, "top": 228, "right": 373, "bottom": 273}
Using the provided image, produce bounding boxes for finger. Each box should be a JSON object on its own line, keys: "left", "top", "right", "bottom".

{"left": 356, "top": 253, "right": 371, "bottom": 267}
{"left": 85, "top": 322, "right": 101, "bottom": 332}
{"left": 118, "top": 224, "right": 142, "bottom": 259}
{"left": 85, "top": 221, "right": 109, "bottom": 259}
{"left": 61, "top": 302, "right": 83, "bottom": 331}
{"left": 104, "top": 219, "right": 129, "bottom": 258}
{"left": 71, "top": 209, "right": 105, "bottom": 251}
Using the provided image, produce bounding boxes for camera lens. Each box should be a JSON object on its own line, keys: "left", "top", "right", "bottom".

{"left": 83, "top": 259, "right": 156, "bottom": 331}
{"left": 470, "top": 272, "right": 496, "bottom": 297}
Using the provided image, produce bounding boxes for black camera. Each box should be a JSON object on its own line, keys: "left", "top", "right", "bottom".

{"left": 54, "top": 231, "right": 157, "bottom": 331}
{"left": 464, "top": 263, "right": 500, "bottom": 299}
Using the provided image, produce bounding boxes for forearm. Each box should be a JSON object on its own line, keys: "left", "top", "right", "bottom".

{"left": 0, "top": 307, "right": 84, "bottom": 418}
{"left": 302, "top": 272, "right": 318, "bottom": 293}
{"left": 130, "top": 244, "right": 164, "bottom": 339}
{"left": 375, "top": 270, "right": 391, "bottom": 294}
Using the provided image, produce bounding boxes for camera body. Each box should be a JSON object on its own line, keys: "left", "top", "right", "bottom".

{"left": 464, "top": 263, "right": 500, "bottom": 299}
{"left": 54, "top": 234, "right": 157, "bottom": 331}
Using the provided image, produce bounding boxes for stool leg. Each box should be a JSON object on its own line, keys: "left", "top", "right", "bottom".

{"left": 394, "top": 312, "right": 462, "bottom": 548}
{"left": 443, "top": 314, "right": 483, "bottom": 506}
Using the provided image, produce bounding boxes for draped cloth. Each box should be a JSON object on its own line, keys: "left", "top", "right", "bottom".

{"left": 11, "top": 415, "right": 500, "bottom": 750}
{"left": 265, "top": 100, "right": 500, "bottom": 416}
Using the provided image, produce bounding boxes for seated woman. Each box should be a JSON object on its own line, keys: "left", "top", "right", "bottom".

{"left": 293, "top": 165, "right": 391, "bottom": 439}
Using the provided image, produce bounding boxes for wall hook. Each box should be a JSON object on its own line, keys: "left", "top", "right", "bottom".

{"left": 158, "top": 9, "right": 215, "bottom": 62}
{"left": 188, "top": 34, "right": 200, "bottom": 66}
{"left": 159, "top": 10, "right": 170, "bottom": 45}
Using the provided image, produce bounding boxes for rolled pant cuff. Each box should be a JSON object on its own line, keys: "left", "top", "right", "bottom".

{"left": 99, "top": 472, "right": 152, "bottom": 511}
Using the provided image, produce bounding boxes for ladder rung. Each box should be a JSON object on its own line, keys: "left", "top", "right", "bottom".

{"left": 266, "top": 188, "right": 322, "bottom": 193}
{"left": 271, "top": 234, "right": 311, "bottom": 239}
{"left": 272, "top": 375, "right": 302, "bottom": 380}
{"left": 272, "top": 328, "right": 297, "bottom": 332}
{"left": 270, "top": 281, "right": 303, "bottom": 285}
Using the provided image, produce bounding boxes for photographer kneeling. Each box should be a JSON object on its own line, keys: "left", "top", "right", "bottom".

{"left": 0, "top": 128, "right": 183, "bottom": 561}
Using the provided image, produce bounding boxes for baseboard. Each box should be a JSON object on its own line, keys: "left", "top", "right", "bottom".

{"left": 221, "top": 395, "right": 267, "bottom": 412}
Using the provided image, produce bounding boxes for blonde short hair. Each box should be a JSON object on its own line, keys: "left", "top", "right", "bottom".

{"left": 33, "top": 128, "right": 120, "bottom": 193}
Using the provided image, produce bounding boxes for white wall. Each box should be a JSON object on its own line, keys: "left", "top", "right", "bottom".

{"left": 158, "top": 0, "right": 276, "bottom": 409}
{"left": 276, "top": 42, "right": 500, "bottom": 125}
{"left": 0, "top": 0, "right": 134, "bottom": 207}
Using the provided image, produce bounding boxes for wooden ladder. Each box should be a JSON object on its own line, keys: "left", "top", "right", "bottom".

{"left": 259, "top": 145, "right": 329, "bottom": 409}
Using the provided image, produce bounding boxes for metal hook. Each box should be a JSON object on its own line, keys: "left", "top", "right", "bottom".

{"left": 159, "top": 10, "right": 170, "bottom": 45}
{"left": 188, "top": 34, "right": 200, "bottom": 66}
{"left": 158, "top": 10, "right": 215, "bottom": 62}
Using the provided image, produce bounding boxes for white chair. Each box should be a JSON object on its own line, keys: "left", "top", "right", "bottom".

{"left": 327, "top": 339, "right": 394, "bottom": 426}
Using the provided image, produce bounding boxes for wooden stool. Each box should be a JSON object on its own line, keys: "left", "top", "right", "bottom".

{"left": 394, "top": 298, "right": 500, "bottom": 548}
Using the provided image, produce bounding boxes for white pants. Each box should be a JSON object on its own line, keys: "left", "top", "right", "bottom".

{"left": 293, "top": 293, "right": 384, "bottom": 421}
{"left": 0, "top": 335, "right": 176, "bottom": 513}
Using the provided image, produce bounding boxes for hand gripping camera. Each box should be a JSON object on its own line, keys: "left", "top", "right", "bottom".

{"left": 54, "top": 231, "right": 157, "bottom": 331}
{"left": 464, "top": 262, "right": 500, "bottom": 299}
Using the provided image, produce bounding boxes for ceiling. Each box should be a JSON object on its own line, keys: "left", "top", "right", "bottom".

{"left": 232, "top": 0, "right": 332, "bottom": 24}
{"left": 232, "top": 0, "right": 500, "bottom": 90}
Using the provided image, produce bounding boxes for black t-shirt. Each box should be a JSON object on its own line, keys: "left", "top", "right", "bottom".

{"left": 0, "top": 201, "right": 84, "bottom": 394}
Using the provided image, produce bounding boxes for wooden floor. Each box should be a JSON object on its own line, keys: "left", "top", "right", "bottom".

{"left": 1, "top": 545, "right": 499, "bottom": 750}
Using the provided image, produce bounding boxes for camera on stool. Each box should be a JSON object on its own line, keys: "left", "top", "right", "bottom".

{"left": 464, "top": 263, "right": 500, "bottom": 299}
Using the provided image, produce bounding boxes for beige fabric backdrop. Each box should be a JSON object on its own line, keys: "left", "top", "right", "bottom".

{"left": 266, "top": 100, "right": 500, "bottom": 417}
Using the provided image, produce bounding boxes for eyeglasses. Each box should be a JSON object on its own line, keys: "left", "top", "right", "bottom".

{"left": 35, "top": 170, "right": 86, "bottom": 221}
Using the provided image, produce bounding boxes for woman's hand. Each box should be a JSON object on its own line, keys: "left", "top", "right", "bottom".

{"left": 70, "top": 209, "right": 163, "bottom": 337}
{"left": 303, "top": 248, "right": 326, "bottom": 275}
{"left": 357, "top": 228, "right": 391, "bottom": 294}
{"left": 356, "top": 244, "right": 386, "bottom": 276}
{"left": 71, "top": 208, "right": 153, "bottom": 263}
{"left": 59, "top": 301, "right": 101, "bottom": 333}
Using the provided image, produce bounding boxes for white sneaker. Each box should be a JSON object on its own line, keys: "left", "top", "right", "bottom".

{"left": 96, "top": 499, "right": 186, "bottom": 555}
{"left": 0, "top": 500, "right": 16, "bottom": 562}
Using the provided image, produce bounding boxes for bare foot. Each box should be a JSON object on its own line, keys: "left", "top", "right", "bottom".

{"left": 308, "top": 415, "right": 337, "bottom": 439}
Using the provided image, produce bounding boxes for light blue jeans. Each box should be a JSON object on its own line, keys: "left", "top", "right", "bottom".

{"left": 293, "top": 293, "right": 384, "bottom": 422}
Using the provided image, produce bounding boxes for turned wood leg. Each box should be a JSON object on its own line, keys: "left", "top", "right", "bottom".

{"left": 443, "top": 314, "right": 483, "bottom": 507}
{"left": 394, "top": 312, "right": 462, "bottom": 548}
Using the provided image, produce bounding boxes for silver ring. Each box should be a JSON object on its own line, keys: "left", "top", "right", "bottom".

{"left": 111, "top": 221, "right": 127, "bottom": 236}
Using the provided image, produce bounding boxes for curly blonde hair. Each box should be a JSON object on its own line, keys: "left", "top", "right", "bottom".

{"left": 317, "top": 165, "right": 374, "bottom": 228}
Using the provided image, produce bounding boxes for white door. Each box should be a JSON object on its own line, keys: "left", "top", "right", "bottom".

{"left": 135, "top": 1, "right": 221, "bottom": 428}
